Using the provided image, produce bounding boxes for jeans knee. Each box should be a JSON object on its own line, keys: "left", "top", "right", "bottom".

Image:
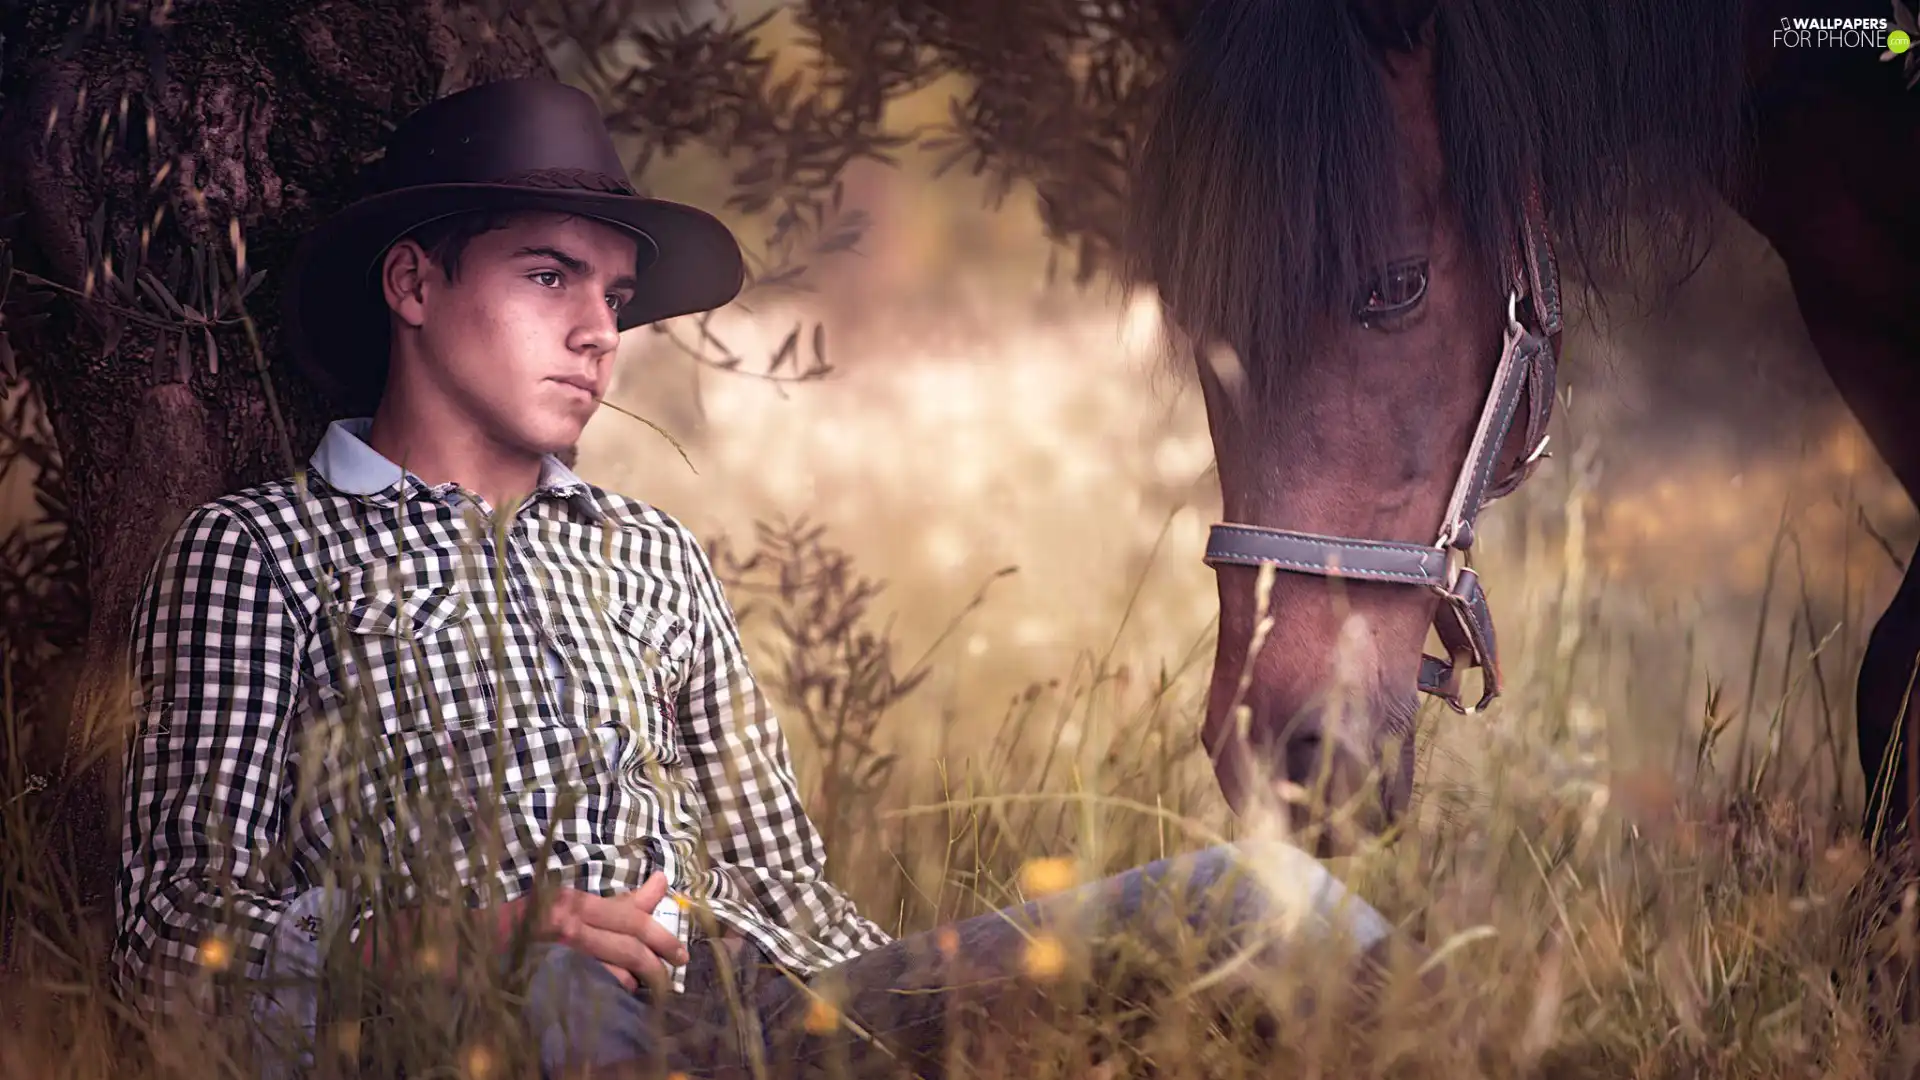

{"left": 1201, "top": 841, "right": 1394, "bottom": 952}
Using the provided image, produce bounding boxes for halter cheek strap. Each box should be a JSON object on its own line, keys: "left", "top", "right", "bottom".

{"left": 1202, "top": 197, "right": 1562, "bottom": 715}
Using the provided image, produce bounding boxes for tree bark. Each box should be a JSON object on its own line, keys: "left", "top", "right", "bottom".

{"left": 0, "top": 0, "right": 549, "bottom": 953}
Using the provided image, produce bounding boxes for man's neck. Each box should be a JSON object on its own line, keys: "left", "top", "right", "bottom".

{"left": 365, "top": 387, "right": 543, "bottom": 515}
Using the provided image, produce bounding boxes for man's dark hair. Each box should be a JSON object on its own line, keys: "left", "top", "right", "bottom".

{"left": 400, "top": 209, "right": 527, "bottom": 282}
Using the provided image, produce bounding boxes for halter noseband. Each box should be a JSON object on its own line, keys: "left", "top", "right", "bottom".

{"left": 1202, "top": 195, "right": 1563, "bottom": 715}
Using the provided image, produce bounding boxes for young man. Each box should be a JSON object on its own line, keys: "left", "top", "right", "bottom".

{"left": 114, "top": 76, "right": 1411, "bottom": 1077}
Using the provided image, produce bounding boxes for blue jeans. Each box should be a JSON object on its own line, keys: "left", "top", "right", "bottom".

{"left": 253, "top": 842, "right": 1398, "bottom": 1078}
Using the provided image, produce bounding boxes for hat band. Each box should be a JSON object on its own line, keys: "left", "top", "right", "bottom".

{"left": 471, "top": 167, "right": 638, "bottom": 197}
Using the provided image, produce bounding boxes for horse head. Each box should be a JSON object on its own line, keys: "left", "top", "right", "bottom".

{"left": 1124, "top": 0, "right": 1744, "bottom": 853}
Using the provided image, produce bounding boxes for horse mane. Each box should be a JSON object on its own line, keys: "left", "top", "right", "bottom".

{"left": 1123, "top": 0, "right": 1749, "bottom": 392}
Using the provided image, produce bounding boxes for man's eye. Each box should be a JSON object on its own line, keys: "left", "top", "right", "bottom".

{"left": 531, "top": 271, "right": 562, "bottom": 288}
{"left": 606, "top": 294, "right": 625, "bottom": 312}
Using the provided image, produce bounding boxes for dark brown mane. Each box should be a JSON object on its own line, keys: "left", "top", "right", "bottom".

{"left": 1122, "top": 0, "right": 1750, "bottom": 396}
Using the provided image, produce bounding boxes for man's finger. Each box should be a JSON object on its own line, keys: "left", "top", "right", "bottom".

{"left": 564, "top": 923, "right": 669, "bottom": 986}
{"left": 634, "top": 871, "right": 669, "bottom": 911}
{"left": 633, "top": 904, "right": 688, "bottom": 966}
{"left": 601, "top": 960, "right": 638, "bottom": 994}
{"left": 573, "top": 890, "right": 653, "bottom": 939}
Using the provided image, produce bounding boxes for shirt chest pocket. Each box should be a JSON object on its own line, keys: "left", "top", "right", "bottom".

{"left": 313, "top": 584, "right": 593, "bottom": 817}
{"left": 582, "top": 600, "right": 695, "bottom": 768}
{"left": 315, "top": 585, "right": 499, "bottom": 732}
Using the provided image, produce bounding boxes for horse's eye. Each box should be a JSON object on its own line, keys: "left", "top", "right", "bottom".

{"left": 1355, "top": 258, "right": 1429, "bottom": 325}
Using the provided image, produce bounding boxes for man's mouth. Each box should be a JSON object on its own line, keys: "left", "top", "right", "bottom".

{"left": 551, "top": 376, "right": 598, "bottom": 400}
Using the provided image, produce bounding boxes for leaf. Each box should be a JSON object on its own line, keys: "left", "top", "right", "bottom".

{"left": 754, "top": 265, "right": 808, "bottom": 290}
{"left": 768, "top": 326, "right": 799, "bottom": 374}
{"left": 138, "top": 270, "right": 184, "bottom": 316}
{"left": 811, "top": 322, "right": 827, "bottom": 367}
{"left": 89, "top": 202, "right": 106, "bottom": 252}
{"left": 100, "top": 315, "right": 125, "bottom": 361}
{"left": 240, "top": 269, "right": 266, "bottom": 299}
{"left": 859, "top": 753, "right": 897, "bottom": 788}
{"left": 204, "top": 327, "right": 218, "bottom": 375}
{"left": 194, "top": 243, "right": 211, "bottom": 310}
{"left": 33, "top": 487, "right": 67, "bottom": 518}
{"left": 815, "top": 230, "right": 862, "bottom": 255}
{"left": 113, "top": 265, "right": 137, "bottom": 305}
{"left": 769, "top": 71, "right": 801, "bottom": 114}
{"left": 16, "top": 439, "right": 52, "bottom": 471}
{"left": 0, "top": 331, "right": 14, "bottom": 383}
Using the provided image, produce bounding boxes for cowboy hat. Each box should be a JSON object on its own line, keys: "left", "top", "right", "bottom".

{"left": 281, "top": 76, "right": 746, "bottom": 411}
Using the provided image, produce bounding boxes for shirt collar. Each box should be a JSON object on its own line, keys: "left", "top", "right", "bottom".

{"left": 308, "top": 417, "right": 604, "bottom": 521}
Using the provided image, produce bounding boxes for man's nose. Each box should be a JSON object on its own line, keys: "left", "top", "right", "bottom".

{"left": 572, "top": 299, "right": 621, "bottom": 355}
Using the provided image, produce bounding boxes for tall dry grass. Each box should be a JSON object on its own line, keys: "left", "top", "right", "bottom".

{"left": 6, "top": 339, "right": 1920, "bottom": 1076}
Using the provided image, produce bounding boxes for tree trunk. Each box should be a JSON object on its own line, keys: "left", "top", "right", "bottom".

{"left": 0, "top": 0, "right": 549, "bottom": 959}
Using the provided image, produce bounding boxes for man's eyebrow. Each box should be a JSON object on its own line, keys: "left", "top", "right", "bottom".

{"left": 512, "top": 246, "right": 638, "bottom": 291}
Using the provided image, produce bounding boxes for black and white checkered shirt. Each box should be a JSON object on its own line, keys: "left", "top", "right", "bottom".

{"left": 113, "top": 418, "right": 891, "bottom": 1012}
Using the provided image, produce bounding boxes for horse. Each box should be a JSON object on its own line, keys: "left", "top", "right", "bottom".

{"left": 1122, "top": 0, "right": 1919, "bottom": 857}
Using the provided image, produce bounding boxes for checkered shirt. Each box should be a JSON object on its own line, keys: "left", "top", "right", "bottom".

{"left": 112, "top": 418, "right": 892, "bottom": 1014}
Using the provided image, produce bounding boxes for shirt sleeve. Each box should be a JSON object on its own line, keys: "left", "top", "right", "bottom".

{"left": 112, "top": 503, "right": 307, "bottom": 1016}
{"left": 671, "top": 527, "right": 894, "bottom": 955}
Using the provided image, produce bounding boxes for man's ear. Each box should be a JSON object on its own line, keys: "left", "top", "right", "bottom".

{"left": 381, "top": 239, "right": 433, "bottom": 330}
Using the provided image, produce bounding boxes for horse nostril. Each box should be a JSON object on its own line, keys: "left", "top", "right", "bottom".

{"left": 1283, "top": 732, "right": 1330, "bottom": 789}
{"left": 1278, "top": 722, "right": 1367, "bottom": 802}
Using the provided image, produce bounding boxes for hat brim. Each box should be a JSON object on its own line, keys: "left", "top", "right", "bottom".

{"left": 281, "top": 183, "right": 746, "bottom": 410}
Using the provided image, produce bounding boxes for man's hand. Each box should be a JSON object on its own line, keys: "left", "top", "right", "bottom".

{"left": 524, "top": 872, "right": 691, "bottom": 995}
{"left": 363, "top": 873, "right": 691, "bottom": 995}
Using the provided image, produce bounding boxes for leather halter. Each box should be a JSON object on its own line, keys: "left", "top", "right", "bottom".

{"left": 1203, "top": 196, "right": 1563, "bottom": 715}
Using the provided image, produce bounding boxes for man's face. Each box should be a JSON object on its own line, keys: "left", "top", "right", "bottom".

{"left": 390, "top": 211, "right": 640, "bottom": 458}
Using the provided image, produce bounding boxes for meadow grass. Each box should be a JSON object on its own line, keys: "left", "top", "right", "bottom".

{"left": 3, "top": 410, "right": 1919, "bottom": 1080}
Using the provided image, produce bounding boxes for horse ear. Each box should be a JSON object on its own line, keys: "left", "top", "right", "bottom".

{"left": 1349, "top": 0, "right": 1439, "bottom": 49}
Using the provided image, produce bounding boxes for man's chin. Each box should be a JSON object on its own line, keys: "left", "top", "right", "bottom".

{"left": 505, "top": 414, "right": 591, "bottom": 468}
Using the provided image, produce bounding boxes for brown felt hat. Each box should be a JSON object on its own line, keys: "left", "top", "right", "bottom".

{"left": 281, "top": 76, "right": 745, "bottom": 412}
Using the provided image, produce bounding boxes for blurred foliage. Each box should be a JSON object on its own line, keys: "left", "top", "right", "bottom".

{"left": 0, "top": 0, "right": 1196, "bottom": 718}
{"left": 0, "top": 371, "right": 83, "bottom": 709}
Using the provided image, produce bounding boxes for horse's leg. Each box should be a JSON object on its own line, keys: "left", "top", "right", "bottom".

{"left": 1741, "top": 86, "right": 1920, "bottom": 852}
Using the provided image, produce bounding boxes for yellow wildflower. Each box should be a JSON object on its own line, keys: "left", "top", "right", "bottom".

{"left": 804, "top": 997, "right": 840, "bottom": 1033}
{"left": 462, "top": 1043, "right": 495, "bottom": 1080}
{"left": 1019, "top": 857, "right": 1077, "bottom": 897}
{"left": 199, "top": 935, "right": 231, "bottom": 972}
{"left": 1023, "top": 934, "right": 1066, "bottom": 981}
